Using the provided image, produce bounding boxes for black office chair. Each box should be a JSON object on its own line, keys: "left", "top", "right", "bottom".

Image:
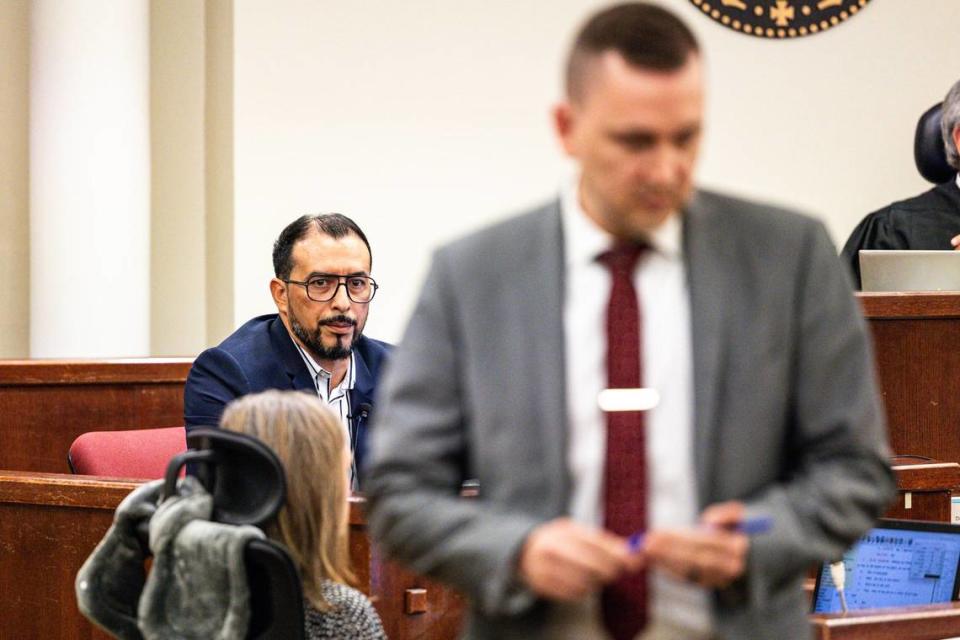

{"left": 914, "top": 102, "right": 954, "bottom": 184}
{"left": 78, "top": 428, "right": 305, "bottom": 640}
{"left": 172, "top": 428, "right": 304, "bottom": 640}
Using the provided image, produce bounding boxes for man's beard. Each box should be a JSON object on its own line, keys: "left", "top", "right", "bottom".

{"left": 290, "top": 312, "right": 359, "bottom": 361}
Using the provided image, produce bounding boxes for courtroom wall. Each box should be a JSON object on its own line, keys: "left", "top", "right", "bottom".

{"left": 230, "top": 0, "right": 960, "bottom": 344}
{"left": 0, "top": 1, "right": 29, "bottom": 358}
{"left": 150, "top": 0, "right": 207, "bottom": 356}
{"left": 3, "top": 1, "right": 960, "bottom": 356}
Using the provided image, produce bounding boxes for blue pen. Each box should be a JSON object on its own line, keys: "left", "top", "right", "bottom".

{"left": 627, "top": 516, "right": 773, "bottom": 552}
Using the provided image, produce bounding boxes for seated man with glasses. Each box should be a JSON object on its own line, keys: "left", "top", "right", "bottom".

{"left": 184, "top": 213, "right": 390, "bottom": 488}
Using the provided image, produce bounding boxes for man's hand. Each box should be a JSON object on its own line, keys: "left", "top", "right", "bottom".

{"left": 518, "top": 518, "right": 641, "bottom": 602}
{"left": 642, "top": 501, "right": 749, "bottom": 589}
{"left": 951, "top": 234, "right": 960, "bottom": 249}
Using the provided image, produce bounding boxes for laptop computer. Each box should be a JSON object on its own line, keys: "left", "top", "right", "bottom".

{"left": 811, "top": 519, "right": 960, "bottom": 613}
{"left": 859, "top": 250, "right": 960, "bottom": 292}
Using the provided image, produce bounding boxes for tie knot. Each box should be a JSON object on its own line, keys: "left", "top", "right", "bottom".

{"left": 597, "top": 242, "right": 646, "bottom": 274}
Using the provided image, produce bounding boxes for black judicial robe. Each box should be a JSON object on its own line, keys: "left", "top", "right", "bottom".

{"left": 841, "top": 178, "right": 960, "bottom": 289}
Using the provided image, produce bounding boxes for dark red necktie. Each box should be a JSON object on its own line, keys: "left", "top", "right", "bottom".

{"left": 598, "top": 243, "right": 647, "bottom": 640}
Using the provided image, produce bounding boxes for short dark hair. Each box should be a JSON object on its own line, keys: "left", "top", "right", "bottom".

{"left": 565, "top": 2, "right": 700, "bottom": 101}
{"left": 272, "top": 213, "right": 372, "bottom": 280}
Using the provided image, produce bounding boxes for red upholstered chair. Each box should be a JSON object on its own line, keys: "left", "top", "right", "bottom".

{"left": 68, "top": 427, "right": 188, "bottom": 479}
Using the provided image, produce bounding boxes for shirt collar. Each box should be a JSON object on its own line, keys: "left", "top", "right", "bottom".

{"left": 291, "top": 334, "right": 356, "bottom": 391}
{"left": 955, "top": 173, "right": 960, "bottom": 191}
{"left": 560, "top": 175, "right": 683, "bottom": 266}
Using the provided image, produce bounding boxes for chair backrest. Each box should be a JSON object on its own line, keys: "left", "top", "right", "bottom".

{"left": 915, "top": 102, "right": 954, "bottom": 184}
{"left": 68, "top": 426, "right": 187, "bottom": 479}
{"left": 170, "top": 428, "right": 304, "bottom": 640}
{"left": 245, "top": 539, "right": 306, "bottom": 640}
{"left": 176, "top": 427, "right": 287, "bottom": 527}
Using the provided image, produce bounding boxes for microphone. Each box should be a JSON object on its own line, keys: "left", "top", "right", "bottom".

{"left": 346, "top": 403, "right": 373, "bottom": 444}
{"left": 830, "top": 561, "right": 848, "bottom": 613}
{"left": 347, "top": 403, "right": 373, "bottom": 491}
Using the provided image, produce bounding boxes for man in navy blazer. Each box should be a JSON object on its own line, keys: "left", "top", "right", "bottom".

{"left": 184, "top": 214, "right": 390, "bottom": 478}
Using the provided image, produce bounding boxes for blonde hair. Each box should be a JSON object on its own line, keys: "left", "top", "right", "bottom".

{"left": 220, "top": 390, "right": 354, "bottom": 611}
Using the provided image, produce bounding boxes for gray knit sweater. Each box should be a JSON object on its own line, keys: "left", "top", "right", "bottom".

{"left": 304, "top": 581, "right": 386, "bottom": 640}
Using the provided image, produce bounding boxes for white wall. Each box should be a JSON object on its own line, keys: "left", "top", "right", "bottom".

{"left": 230, "top": 0, "right": 960, "bottom": 345}
{"left": 150, "top": 0, "right": 207, "bottom": 356}
{"left": 5, "top": 1, "right": 958, "bottom": 356}
{"left": 204, "top": 0, "right": 237, "bottom": 346}
{"left": 0, "top": 1, "right": 29, "bottom": 358}
{"left": 677, "top": 0, "right": 955, "bottom": 242}
{"left": 232, "top": 0, "right": 589, "bottom": 343}
{"left": 30, "top": 0, "right": 151, "bottom": 357}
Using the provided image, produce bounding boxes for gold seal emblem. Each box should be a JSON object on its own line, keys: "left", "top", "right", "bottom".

{"left": 689, "top": 0, "right": 871, "bottom": 39}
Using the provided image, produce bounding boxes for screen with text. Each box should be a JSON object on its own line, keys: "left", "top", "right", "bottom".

{"left": 813, "top": 526, "right": 960, "bottom": 613}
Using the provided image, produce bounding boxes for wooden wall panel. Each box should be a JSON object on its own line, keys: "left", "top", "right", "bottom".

{"left": 860, "top": 293, "right": 960, "bottom": 464}
{"left": 0, "top": 472, "right": 136, "bottom": 640}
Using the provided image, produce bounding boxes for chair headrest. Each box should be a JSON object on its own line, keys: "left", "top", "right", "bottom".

{"left": 914, "top": 102, "right": 955, "bottom": 184}
{"left": 163, "top": 428, "right": 286, "bottom": 528}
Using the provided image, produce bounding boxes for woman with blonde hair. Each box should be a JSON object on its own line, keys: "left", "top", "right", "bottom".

{"left": 220, "top": 390, "right": 385, "bottom": 640}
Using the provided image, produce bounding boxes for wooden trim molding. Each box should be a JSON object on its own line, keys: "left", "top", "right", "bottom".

{"left": 0, "top": 358, "right": 194, "bottom": 385}
{"left": 0, "top": 471, "right": 140, "bottom": 509}
{"left": 857, "top": 292, "right": 960, "bottom": 319}
{"left": 811, "top": 602, "right": 960, "bottom": 639}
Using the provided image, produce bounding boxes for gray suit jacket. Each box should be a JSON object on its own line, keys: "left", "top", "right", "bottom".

{"left": 365, "top": 191, "right": 895, "bottom": 639}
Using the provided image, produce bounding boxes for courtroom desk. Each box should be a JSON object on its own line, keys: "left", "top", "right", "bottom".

{"left": 0, "top": 472, "right": 465, "bottom": 640}
{"left": 859, "top": 293, "right": 960, "bottom": 465}
{"left": 0, "top": 358, "right": 192, "bottom": 473}
{"left": 888, "top": 461, "right": 960, "bottom": 522}
{"left": 810, "top": 602, "right": 960, "bottom": 639}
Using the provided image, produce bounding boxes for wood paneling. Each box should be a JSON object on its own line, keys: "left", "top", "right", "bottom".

{"left": 368, "top": 549, "right": 467, "bottom": 640}
{"left": 0, "top": 359, "right": 191, "bottom": 473}
{"left": 0, "top": 471, "right": 138, "bottom": 640}
{"left": 859, "top": 293, "right": 960, "bottom": 464}
{"left": 887, "top": 462, "right": 960, "bottom": 522}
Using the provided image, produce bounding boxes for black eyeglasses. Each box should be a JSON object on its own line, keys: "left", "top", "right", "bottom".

{"left": 284, "top": 274, "right": 379, "bottom": 303}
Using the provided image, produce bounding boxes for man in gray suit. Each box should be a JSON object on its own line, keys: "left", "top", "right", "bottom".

{"left": 365, "top": 4, "right": 894, "bottom": 639}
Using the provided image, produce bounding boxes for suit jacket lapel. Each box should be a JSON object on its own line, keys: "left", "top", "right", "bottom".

{"left": 268, "top": 315, "right": 317, "bottom": 392}
{"left": 349, "top": 343, "right": 375, "bottom": 407}
{"left": 683, "top": 192, "right": 729, "bottom": 508}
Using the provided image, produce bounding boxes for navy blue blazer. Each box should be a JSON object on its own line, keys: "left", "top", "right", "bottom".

{"left": 184, "top": 314, "right": 391, "bottom": 471}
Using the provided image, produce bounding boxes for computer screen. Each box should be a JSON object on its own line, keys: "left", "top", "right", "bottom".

{"left": 859, "top": 250, "right": 960, "bottom": 292}
{"left": 812, "top": 519, "right": 960, "bottom": 613}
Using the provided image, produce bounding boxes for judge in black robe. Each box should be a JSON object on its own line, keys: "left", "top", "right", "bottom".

{"left": 841, "top": 177, "right": 960, "bottom": 288}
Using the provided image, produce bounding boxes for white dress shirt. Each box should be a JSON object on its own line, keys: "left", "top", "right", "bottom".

{"left": 560, "top": 177, "right": 712, "bottom": 636}
{"left": 293, "top": 338, "right": 358, "bottom": 488}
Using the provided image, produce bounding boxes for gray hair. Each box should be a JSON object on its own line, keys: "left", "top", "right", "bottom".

{"left": 942, "top": 78, "right": 960, "bottom": 170}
